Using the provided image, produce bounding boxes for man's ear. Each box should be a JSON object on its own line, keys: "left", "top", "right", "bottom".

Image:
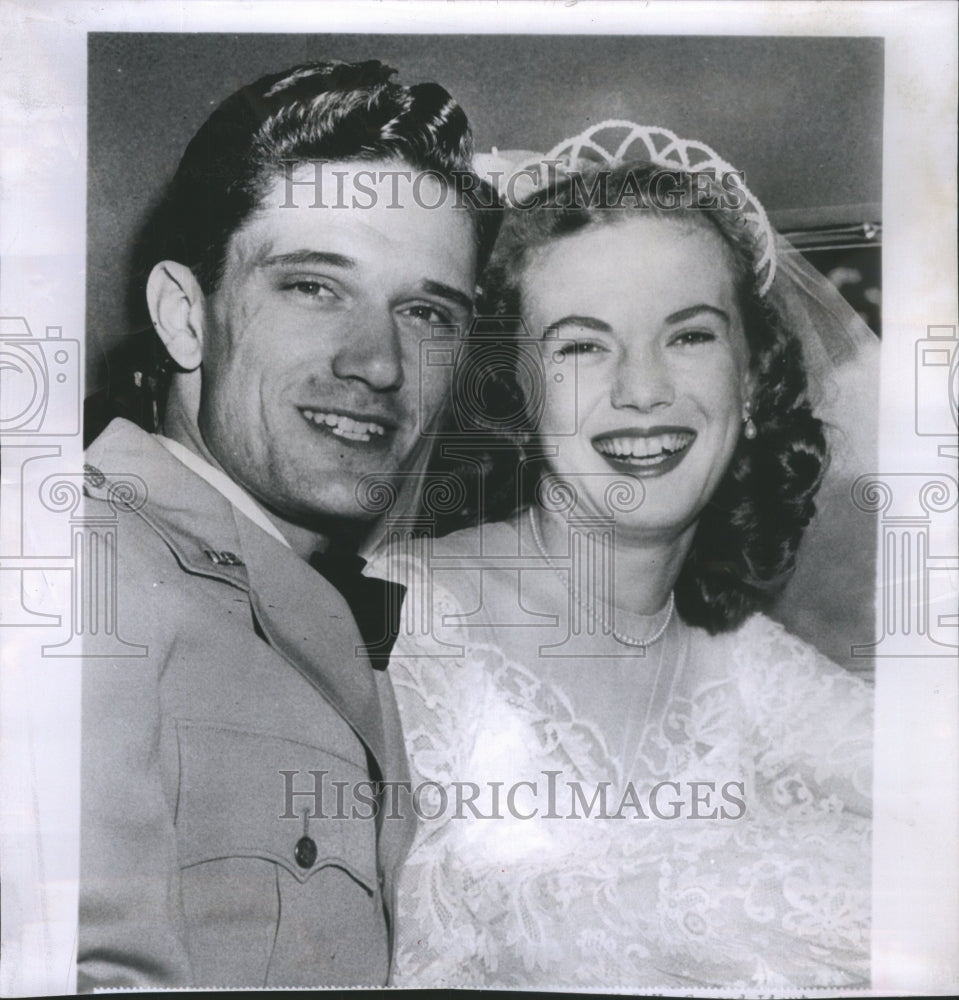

{"left": 146, "top": 261, "right": 207, "bottom": 371}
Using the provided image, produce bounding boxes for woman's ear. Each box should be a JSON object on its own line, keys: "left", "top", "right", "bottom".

{"left": 146, "top": 261, "right": 206, "bottom": 371}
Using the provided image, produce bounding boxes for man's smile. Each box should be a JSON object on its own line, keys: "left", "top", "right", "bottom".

{"left": 300, "top": 407, "right": 396, "bottom": 444}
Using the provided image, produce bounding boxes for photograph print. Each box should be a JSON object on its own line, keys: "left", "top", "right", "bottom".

{"left": 1, "top": 5, "right": 956, "bottom": 997}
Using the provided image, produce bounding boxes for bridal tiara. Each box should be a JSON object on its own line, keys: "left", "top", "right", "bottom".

{"left": 475, "top": 120, "right": 777, "bottom": 296}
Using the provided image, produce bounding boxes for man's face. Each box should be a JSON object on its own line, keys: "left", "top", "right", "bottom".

{"left": 196, "top": 160, "right": 477, "bottom": 526}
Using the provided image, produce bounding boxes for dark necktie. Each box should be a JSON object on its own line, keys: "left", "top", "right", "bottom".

{"left": 308, "top": 549, "right": 406, "bottom": 671}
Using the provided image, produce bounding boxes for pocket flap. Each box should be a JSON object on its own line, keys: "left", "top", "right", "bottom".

{"left": 175, "top": 721, "right": 378, "bottom": 890}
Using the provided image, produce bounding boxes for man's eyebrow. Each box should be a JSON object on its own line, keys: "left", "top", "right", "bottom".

{"left": 258, "top": 250, "right": 356, "bottom": 269}
{"left": 420, "top": 280, "right": 474, "bottom": 313}
{"left": 666, "top": 304, "right": 729, "bottom": 324}
{"left": 546, "top": 315, "right": 612, "bottom": 334}
{"left": 252, "top": 257, "right": 472, "bottom": 310}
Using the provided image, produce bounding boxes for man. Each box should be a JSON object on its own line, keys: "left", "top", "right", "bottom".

{"left": 78, "top": 60, "right": 497, "bottom": 989}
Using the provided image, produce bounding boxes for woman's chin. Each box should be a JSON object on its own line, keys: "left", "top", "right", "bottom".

{"left": 606, "top": 513, "right": 699, "bottom": 545}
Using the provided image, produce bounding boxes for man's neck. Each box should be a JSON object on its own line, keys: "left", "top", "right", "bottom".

{"left": 160, "top": 409, "right": 337, "bottom": 561}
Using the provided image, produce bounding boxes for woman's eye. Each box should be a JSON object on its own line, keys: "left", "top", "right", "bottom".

{"left": 671, "top": 329, "right": 717, "bottom": 346}
{"left": 555, "top": 341, "right": 604, "bottom": 357}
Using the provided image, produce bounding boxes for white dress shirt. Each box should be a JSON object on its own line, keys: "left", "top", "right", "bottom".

{"left": 155, "top": 434, "right": 291, "bottom": 549}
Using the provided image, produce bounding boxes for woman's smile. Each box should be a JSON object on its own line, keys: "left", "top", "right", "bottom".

{"left": 591, "top": 426, "right": 697, "bottom": 475}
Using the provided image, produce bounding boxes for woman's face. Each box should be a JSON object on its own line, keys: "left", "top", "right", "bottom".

{"left": 522, "top": 213, "right": 752, "bottom": 542}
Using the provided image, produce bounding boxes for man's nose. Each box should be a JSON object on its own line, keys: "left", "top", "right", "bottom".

{"left": 609, "top": 344, "right": 675, "bottom": 411}
{"left": 331, "top": 309, "right": 405, "bottom": 391}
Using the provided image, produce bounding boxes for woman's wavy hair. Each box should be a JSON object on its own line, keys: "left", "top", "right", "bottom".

{"left": 428, "top": 161, "right": 828, "bottom": 634}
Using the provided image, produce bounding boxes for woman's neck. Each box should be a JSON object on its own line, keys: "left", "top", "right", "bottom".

{"left": 532, "top": 505, "right": 694, "bottom": 616}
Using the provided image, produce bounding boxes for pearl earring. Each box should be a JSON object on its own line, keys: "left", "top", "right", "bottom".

{"left": 743, "top": 401, "right": 757, "bottom": 440}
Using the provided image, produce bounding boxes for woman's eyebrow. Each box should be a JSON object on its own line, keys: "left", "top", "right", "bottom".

{"left": 666, "top": 304, "right": 729, "bottom": 324}
{"left": 546, "top": 315, "right": 612, "bottom": 333}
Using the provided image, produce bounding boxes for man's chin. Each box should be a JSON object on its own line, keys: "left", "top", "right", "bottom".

{"left": 299, "top": 477, "right": 402, "bottom": 524}
{"left": 259, "top": 462, "right": 419, "bottom": 532}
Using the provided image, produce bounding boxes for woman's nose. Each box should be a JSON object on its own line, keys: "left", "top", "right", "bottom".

{"left": 331, "top": 309, "right": 405, "bottom": 391}
{"left": 609, "top": 345, "right": 674, "bottom": 411}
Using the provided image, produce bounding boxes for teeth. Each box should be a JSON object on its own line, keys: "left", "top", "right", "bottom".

{"left": 302, "top": 409, "right": 387, "bottom": 442}
{"left": 593, "top": 432, "right": 693, "bottom": 461}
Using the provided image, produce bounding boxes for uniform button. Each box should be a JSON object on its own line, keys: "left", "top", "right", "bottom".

{"left": 83, "top": 464, "right": 105, "bottom": 488}
{"left": 294, "top": 835, "right": 317, "bottom": 869}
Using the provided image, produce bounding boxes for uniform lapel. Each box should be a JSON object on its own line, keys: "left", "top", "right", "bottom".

{"left": 84, "top": 420, "right": 251, "bottom": 591}
{"left": 238, "top": 514, "right": 416, "bottom": 929}
{"left": 232, "top": 511, "right": 390, "bottom": 774}
{"left": 371, "top": 668, "right": 417, "bottom": 894}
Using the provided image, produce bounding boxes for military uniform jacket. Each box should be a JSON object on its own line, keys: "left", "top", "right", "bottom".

{"left": 77, "top": 419, "right": 416, "bottom": 990}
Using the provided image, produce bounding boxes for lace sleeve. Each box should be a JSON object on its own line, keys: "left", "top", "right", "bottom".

{"left": 386, "top": 544, "right": 485, "bottom": 792}
{"left": 385, "top": 552, "right": 499, "bottom": 986}
{"left": 732, "top": 614, "right": 873, "bottom": 816}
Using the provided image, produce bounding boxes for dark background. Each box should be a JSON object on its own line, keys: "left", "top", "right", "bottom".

{"left": 86, "top": 32, "right": 883, "bottom": 390}
{"left": 85, "top": 33, "right": 883, "bottom": 673}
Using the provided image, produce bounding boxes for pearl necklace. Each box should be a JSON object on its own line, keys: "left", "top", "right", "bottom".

{"left": 527, "top": 507, "right": 675, "bottom": 649}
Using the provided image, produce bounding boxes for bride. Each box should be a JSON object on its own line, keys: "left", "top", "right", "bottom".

{"left": 375, "top": 124, "right": 875, "bottom": 990}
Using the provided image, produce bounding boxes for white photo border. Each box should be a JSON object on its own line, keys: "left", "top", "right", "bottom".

{"left": 1, "top": 2, "right": 956, "bottom": 996}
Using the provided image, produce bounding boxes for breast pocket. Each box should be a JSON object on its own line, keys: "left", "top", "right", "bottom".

{"left": 173, "top": 721, "right": 383, "bottom": 986}
{"left": 175, "top": 720, "right": 379, "bottom": 886}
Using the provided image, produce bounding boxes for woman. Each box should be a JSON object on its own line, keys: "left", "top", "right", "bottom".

{"left": 377, "top": 124, "right": 874, "bottom": 990}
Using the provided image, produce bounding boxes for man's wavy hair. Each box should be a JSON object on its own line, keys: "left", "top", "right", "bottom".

{"left": 137, "top": 59, "right": 500, "bottom": 409}
{"left": 429, "top": 162, "right": 827, "bottom": 634}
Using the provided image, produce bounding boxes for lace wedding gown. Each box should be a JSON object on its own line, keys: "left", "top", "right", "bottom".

{"left": 380, "top": 520, "right": 872, "bottom": 990}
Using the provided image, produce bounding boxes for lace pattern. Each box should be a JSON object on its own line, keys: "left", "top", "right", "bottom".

{"left": 385, "top": 539, "right": 872, "bottom": 990}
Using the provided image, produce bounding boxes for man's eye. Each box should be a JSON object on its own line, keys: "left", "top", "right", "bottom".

{"left": 400, "top": 304, "right": 451, "bottom": 326}
{"left": 284, "top": 279, "right": 338, "bottom": 299}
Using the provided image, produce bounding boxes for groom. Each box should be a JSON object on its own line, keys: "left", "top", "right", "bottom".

{"left": 78, "top": 59, "right": 496, "bottom": 989}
